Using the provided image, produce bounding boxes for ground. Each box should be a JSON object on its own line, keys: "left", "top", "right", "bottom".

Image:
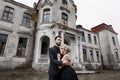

{"left": 0, "top": 69, "right": 120, "bottom": 80}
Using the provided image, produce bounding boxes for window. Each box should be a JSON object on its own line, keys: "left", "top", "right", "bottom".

{"left": 16, "top": 38, "right": 27, "bottom": 57}
{"left": 62, "top": 0, "right": 67, "bottom": 8}
{"left": 115, "top": 48, "right": 119, "bottom": 62}
{"left": 2, "top": 6, "right": 14, "bottom": 21}
{"left": 62, "top": 13, "right": 68, "bottom": 26}
{"left": 96, "top": 51, "right": 100, "bottom": 62}
{"left": 83, "top": 48, "right": 87, "bottom": 62}
{"left": 82, "top": 32, "right": 85, "bottom": 42}
{"left": 43, "top": 9, "right": 50, "bottom": 23}
{"left": 112, "top": 37, "right": 116, "bottom": 45}
{"left": 94, "top": 36, "right": 97, "bottom": 45}
{"left": 90, "top": 50, "right": 94, "bottom": 62}
{"left": 22, "top": 13, "right": 31, "bottom": 26}
{"left": 0, "top": 34, "right": 8, "bottom": 56}
{"left": 58, "top": 31, "right": 62, "bottom": 36}
{"left": 88, "top": 34, "right": 91, "bottom": 43}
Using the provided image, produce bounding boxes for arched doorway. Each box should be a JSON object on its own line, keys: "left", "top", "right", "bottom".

{"left": 41, "top": 36, "right": 50, "bottom": 58}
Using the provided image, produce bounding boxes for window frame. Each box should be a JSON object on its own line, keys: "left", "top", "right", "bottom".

{"left": 16, "top": 37, "right": 28, "bottom": 57}
{"left": 0, "top": 34, "right": 8, "bottom": 56}
{"left": 82, "top": 32, "right": 85, "bottom": 42}
{"left": 94, "top": 36, "right": 97, "bottom": 45}
{"left": 112, "top": 37, "right": 116, "bottom": 45}
{"left": 90, "top": 50, "right": 94, "bottom": 62}
{"left": 42, "top": 9, "right": 50, "bottom": 23}
{"left": 96, "top": 51, "right": 100, "bottom": 63}
{"left": 88, "top": 34, "right": 92, "bottom": 43}
{"left": 2, "top": 6, "right": 14, "bottom": 22}
{"left": 22, "top": 13, "right": 32, "bottom": 27}
{"left": 83, "top": 48, "right": 87, "bottom": 62}
{"left": 62, "top": 13, "right": 68, "bottom": 26}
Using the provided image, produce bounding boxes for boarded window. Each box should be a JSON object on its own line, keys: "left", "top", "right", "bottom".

{"left": 83, "top": 48, "right": 87, "bottom": 62}
{"left": 90, "top": 50, "right": 94, "bottom": 62}
{"left": 16, "top": 38, "right": 27, "bottom": 57}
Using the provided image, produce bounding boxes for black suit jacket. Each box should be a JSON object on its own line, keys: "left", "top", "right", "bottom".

{"left": 48, "top": 45, "right": 63, "bottom": 75}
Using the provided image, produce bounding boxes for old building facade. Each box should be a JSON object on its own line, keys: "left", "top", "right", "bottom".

{"left": 0, "top": 0, "right": 120, "bottom": 70}
{"left": 91, "top": 23, "right": 120, "bottom": 69}
{"left": 0, "top": 0, "right": 36, "bottom": 69}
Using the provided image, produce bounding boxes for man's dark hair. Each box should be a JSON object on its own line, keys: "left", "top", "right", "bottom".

{"left": 55, "top": 36, "right": 61, "bottom": 40}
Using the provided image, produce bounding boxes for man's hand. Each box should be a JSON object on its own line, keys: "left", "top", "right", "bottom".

{"left": 63, "top": 60, "right": 71, "bottom": 66}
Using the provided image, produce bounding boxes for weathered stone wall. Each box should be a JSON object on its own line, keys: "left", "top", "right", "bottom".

{"left": 0, "top": 0, "right": 35, "bottom": 69}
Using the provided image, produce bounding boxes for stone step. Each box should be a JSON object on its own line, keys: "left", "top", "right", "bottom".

{"left": 76, "top": 70, "right": 101, "bottom": 74}
{"left": 41, "top": 55, "right": 48, "bottom": 58}
{"left": 39, "top": 58, "right": 48, "bottom": 63}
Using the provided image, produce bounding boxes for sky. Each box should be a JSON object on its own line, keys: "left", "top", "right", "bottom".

{"left": 15, "top": 0, "right": 120, "bottom": 42}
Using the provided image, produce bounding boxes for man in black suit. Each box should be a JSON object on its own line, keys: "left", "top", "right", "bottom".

{"left": 48, "top": 36, "right": 71, "bottom": 80}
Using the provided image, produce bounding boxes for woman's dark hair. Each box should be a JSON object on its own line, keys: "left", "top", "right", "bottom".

{"left": 55, "top": 36, "right": 61, "bottom": 40}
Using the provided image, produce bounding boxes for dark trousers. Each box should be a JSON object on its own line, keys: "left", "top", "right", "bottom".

{"left": 49, "top": 74, "right": 61, "bottom": 80}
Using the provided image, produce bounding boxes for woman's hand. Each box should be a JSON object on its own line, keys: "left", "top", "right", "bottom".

{"left": 57, "top": 53, "right": 61, "bottom": 61}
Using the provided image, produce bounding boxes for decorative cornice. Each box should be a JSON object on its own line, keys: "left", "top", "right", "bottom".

{"left": 0, "top": 25, "right": 13, "bottom": 33}
{"left": 105, "top": 27, "right": 118, "bottom": 35}
{"left": 51, "top": 23, "right": 82, "bottom": 34}
{"left": 17, "top": 31, "right": 32, "bottom": 36}
{"left": 76, "top": 25, "right": 97, "bottom": 35}
{"left": 4, "top": 0, "right": 35, "bottom": 12}
{"left": 60, "top": 6, "right": 70, "bottom": 13}
{"left": 41, "top": 0, "right": 53, "bottom": 7}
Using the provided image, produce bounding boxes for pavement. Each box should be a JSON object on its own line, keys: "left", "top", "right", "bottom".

{"left": 0, "top": 69, "right": 120, "bottom": 80}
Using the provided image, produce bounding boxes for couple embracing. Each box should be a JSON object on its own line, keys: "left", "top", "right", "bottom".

{"left": 48, "top": 36, "right": 78, "bottom": 80}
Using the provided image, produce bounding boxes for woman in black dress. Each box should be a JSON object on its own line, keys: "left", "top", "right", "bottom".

{"left": 57, "top": 44, "right": 78, "bottom": 80}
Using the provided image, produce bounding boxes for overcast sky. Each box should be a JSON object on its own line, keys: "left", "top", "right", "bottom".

{"left": 15, "top": 0, "right": 120, "bottom": 42}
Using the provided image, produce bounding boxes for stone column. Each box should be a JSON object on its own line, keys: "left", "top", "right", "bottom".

{"left": 55, "top": 30, "right": 59, "bottom": 36}
{"left": 32, "top": 32, "right": 40, "bottom": 68}
{"left": 5, "top": 33, "right": 18, "bottom": 58}
{"left": 49, "top": 31, "right": 59, "bottom": 47}
{"left": 93, "top": 49, "right": 97, "bottom": 63}
{"left": 79, "top": 35, "right": 85, "bottom": 70}
{"left": 61, "top": 31, "right": 65, "bottom": 45}
{"left": 79, "top": 36, "right": 83, "bottom": 63}
{"left": 86, "top": 47, "right": 89, "bottom": 61}
{"left": 75, "top": 35, "right": 80, "bottom": 63}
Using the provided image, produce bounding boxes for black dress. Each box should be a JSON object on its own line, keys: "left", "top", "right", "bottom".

{"left": 61, "top": 66, "right": 78, "bottom": 80}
